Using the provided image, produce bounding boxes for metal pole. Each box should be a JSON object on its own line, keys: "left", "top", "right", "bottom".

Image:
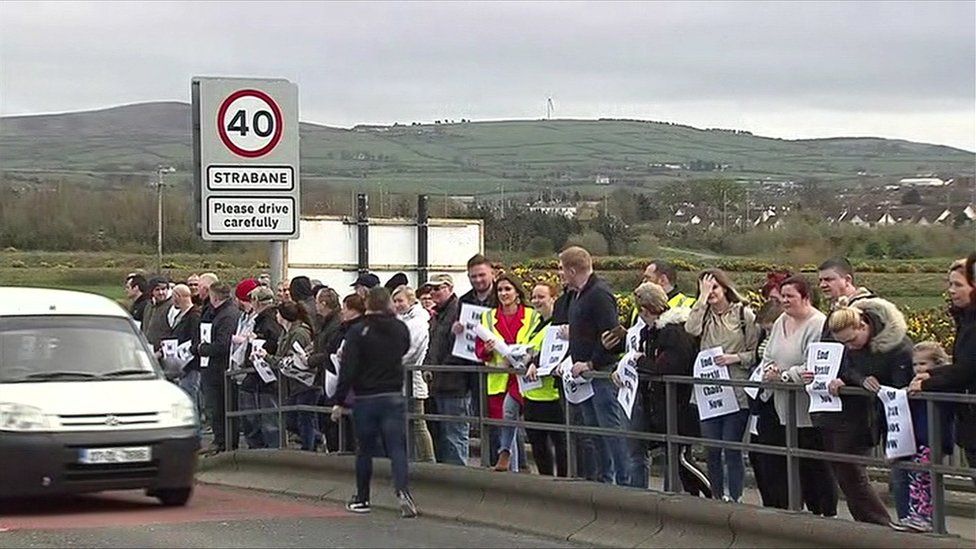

{"left": 156, "top": 170, "right": 163, "bottom": 273}
{"left": 785, "top": 390, "right": 801, "bottom": 511}
{"left": 270, "top": 242, "right": 285, "bottom": 289}
{"left": 417, "top": 195, "right": 429, "bottom": 285}
{"left": 357, "top": 193, "right": 369, "bottom": 275}
{"left": 478, "top": 369, "right": 489, "bottom": 468}
{"left": 927, "top": 399, "right": 946, "bottom": 535}
{"left": 665, "top": 380, "right": 680, "bottom": 492}
{"left": 277, "top": 375, "right": 286, "bottom": 449}
{"left": 564, "top": 391, "right": 576, "bottom": 478}
{"left": 223, "top": 373, "right": 232, "bottom": 452}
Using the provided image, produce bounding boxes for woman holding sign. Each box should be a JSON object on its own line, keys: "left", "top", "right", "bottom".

{"left": 523, "top": 281, "right": 568, "bottom": 477}
{"left": 760, "top": 276, "right": 837, "bottom": 515}
{"left": 475, "top": 274, "right": 540, "bottom": 472}
{"left": 826, "top": 293, "right": 914, "bottom": 526}
{"left": 685, "top": 269, "right": 759, "bottom": 503}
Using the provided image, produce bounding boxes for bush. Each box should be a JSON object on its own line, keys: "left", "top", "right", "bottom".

{"left": 566, "top": 231, "right": 608, "bottom": 256}
{"left": 526, "top": 236, "right": 554, "bottom": 257}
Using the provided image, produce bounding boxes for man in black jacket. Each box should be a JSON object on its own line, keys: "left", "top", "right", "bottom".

{"left": 197, "top": 282, "right": 240, "bottom": 453}
{"left": 332, "top": 287, "right": 416, "bottom": 518}
{"left": 125, "top": 274, "right": 150, "bottom": 323}
{"left": 559, "top": 246, "right": 633, "bottom": 487}
{"left": 423, "top": 273, "right": 467, "bottom": 465}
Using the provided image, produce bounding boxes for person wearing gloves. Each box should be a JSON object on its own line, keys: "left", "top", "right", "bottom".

{"left": 331, "top": 287, "right": 416, "bottom": 518}
{"left": 392, "top": 285, "right": 436, "bottom": 463}
{"left": 685, "top": 269, "right": 759, "bottom": 503}
{"left": 760, "top": 275, "right": 837, "bottom": 516}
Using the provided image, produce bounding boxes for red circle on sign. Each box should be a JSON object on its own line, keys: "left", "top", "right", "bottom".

{"left": 216, "top": 89, "right": 284, "bottom": 158}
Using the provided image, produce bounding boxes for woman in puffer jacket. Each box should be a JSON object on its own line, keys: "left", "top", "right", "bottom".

{"left": 393, "top": 285, "right": 436, "bottom": 463}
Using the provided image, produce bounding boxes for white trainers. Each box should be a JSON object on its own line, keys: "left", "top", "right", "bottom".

{"left": 397, "top": 491, "right": 418, "bottom": 518}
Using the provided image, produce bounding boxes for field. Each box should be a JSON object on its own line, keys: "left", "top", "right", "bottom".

{"left": 0, "top": 250, "right": 953, "bottom": 311}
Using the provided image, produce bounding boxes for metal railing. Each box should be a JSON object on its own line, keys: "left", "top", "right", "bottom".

{"left": 221, "top": 363, "right": 976, "bottom": 536}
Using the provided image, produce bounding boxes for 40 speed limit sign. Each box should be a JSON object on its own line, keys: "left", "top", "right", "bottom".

{"left": 192, "top": 77, "right": 300, "bottom": 240}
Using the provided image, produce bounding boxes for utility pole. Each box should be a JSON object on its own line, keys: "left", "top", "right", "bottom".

{"left": 723, "top": 188, "right": 728, "bottom": 233}
{"left": 745, "top": 188, "right": 751, "bottom": 232}
{"left": 154, "top": 166, "right": 175, "bottom": 273}
{"left": 500, "top": 184, "right": 505, "bottom": 217}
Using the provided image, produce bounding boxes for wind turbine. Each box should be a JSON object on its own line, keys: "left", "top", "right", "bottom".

{"left": 546, "top": 97, "right": 554, "bottom": 120}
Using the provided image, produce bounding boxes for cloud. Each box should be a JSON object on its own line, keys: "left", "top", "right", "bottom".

{"left": 1, "top": 0, "right": 973, "bottom": 150}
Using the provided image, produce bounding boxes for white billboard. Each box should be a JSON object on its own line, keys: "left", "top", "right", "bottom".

{"left": 285, "top": 216, "right": 483, "bottom": 297}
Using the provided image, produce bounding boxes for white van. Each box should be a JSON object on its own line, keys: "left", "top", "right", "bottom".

{"left": 0, "top": 287, "right": 199, "bottom": 505}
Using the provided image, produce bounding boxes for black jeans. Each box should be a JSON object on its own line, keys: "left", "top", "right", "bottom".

{"left": 202, "top": 381, "right": 238, "bottom": 451}
{"left": 524, "top": 399, "right": 568, "bottom": 477}
{"left": 353, "top": 393, "right": 410, "bottom": 501}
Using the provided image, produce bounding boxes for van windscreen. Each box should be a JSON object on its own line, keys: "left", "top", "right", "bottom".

{"left": 0, "top": 316, "right": 159, "bottom": 383}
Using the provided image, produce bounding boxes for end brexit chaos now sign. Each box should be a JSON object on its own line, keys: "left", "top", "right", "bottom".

{"left": 192, "top": 77, "right": 300, "bottom": 240}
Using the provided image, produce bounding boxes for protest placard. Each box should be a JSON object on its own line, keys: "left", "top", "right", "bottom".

{"left": 537, "top": 325, "right": 569, "bottom": 376}
{"left": 693, "top": 347, "right": 739, "bottom": 420}
{"left": 805, "top": 342, "right": 844, "bottom": 413}
{"left": 877, "top": 386, "right": 916, "bottom": 460}
{"left": 561, "top": 357, "right": 594, "bottom": 404}
{"left": 450, "top": 304, "right": 491, "bottom": 362}
{"left": 199, "top": 323, "right": 212, "bottom": 368}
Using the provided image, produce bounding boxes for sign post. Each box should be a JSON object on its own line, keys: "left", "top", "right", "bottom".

{"left": 192, "top": 77, "right": 300, "bottom": 284}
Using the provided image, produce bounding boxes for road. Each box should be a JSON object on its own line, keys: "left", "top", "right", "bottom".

{"left": 0, "top": 485, "right": 581, "bottom": 548}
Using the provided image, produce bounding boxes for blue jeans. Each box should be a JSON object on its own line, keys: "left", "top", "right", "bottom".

{"left": 497, "top": 392, "right": 527, "bottom": 471}
{"left": 700, "top": 408, "right": 748, "bottom": 501}
{"left": 890, "top": 461, "right": 911, "bottom": 519}
{"left": 289, "top": 387, "right": 323, "bottom": 451}
{"left": 579, "top": 379, "right": 633, "bottom": 486}
{"left": 434, "top": 395, "right": 470, "bottom": 466}
{"left": 239, "top": 388, "right": 280, "bottom": 449}
{"left": 353, "top": 393, "right": 410, "bottom": 500}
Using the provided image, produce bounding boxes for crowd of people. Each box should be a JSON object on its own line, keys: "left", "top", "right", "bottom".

{"left": 121, "top": 249, "right": 975, "bottom": 528}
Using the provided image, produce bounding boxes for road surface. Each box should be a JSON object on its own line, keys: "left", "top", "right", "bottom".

{"left": 0, "top": 484, "right": 581, "bottom": 548}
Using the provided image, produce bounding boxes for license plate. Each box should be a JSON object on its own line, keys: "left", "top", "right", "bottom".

{"left": 78, "top": 446, "right": 152, "bottom": 464}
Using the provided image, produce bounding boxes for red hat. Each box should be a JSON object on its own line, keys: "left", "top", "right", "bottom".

{"left": 235, "top": 279, "right": 261, "bottom": 302}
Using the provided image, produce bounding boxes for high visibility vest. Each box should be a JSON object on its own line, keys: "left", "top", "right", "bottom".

{"left": 524, "top": 320, "right": 560, "bottom": 402}
{"left": 480, "top": 306, "right": 540, "bottom": 396}
{"left": 630, "top": 291, "right": 696, "bottom": 325}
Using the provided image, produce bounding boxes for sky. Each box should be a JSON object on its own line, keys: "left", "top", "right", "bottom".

{"left": 1, "top": 1, "right": 974, "bottom": 151}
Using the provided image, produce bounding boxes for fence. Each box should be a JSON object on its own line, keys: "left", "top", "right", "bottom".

{"left": 222, "top": 363, "right": 976, "bottom": 536}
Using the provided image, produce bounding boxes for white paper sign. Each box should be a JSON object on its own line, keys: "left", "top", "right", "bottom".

{"left": 744, "top": 365, "right": 763, "bottom": 400}
{"left": 693, "top": 347, "right": 739, "bottom": 421}
{"left": 805, "top": 342, "right": 844, "bottom": 413}
{"left": 252, "top": 356, "right": 277, "bottom": 384}
{"left": 451, "top": 304, "right": 492, "bottom": 362}
{"left": 626, "top": 317, "right": 645, "bottom": 354}
{"left": 616, "top": 358, "right": 639, "bottom": 420}
{"left": 134, "top": 320, "right": 142, "bottom": 331}
{"left": 199, "top": 323, "right": 212, "bottom": 368}
{"left": 877, "top": 386, "right": 916, "bottom": 460}
{"left": 561, "top": 358, "right": 594, "bottom": 404}
{"left": 161, "top": 339, "right": 178, "bottom": 358}
{"left": 517, "top": 374, "right": 543, "bottom": 395}
{"left": 175, "top": 340, "right": 194, "bottom": 369}
{"left": 538, "top": 325, "right": 569, "bottom": 376}
{"left": 325, "top": 368, "right": 339, "bottom": 398}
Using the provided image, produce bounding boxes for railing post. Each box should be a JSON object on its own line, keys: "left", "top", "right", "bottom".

{"left": 665, "top": 379, "right": 680, "bottom": 493}
{"left": 564, "top": 391, "right": 576, "bottom": 478}
{"left": 785, "top": 389, "right": 801, "bottom": 511}
{"left": 405, "top": 364, "right": 415, "bottom": 461}
{"left": 927, "top": 398, "right": 946, "bottom": 535}
{"left": 277, "top": 375, "right": 286, "bottom": 449}
{"left": 478, "top": 367, "right": 489, "bottom": 468}
{"left": 223, "top": 372, "right": 232, "bottom": 451}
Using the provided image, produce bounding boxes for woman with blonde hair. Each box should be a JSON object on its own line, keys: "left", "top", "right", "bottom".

{"left": 823, "top": 290, "right": 914, "bottom": 526}
{"left": 392, "top": 285, "right": 436, "bottom": 463}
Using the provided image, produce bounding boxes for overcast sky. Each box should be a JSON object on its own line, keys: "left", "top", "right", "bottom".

{"left": 2, "top": 1, "right": 974, "bottom": 151}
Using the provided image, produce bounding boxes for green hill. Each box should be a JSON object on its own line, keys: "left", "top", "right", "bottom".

{"left": 1, "top": 101, "right": 972, "bottom": 195}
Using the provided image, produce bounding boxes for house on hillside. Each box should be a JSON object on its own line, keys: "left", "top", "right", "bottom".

{"left": 595, "top": 174, "right": 611, "bottom": 185}
{"left": 528, "top": 203, "right": 578, "bottom": 219}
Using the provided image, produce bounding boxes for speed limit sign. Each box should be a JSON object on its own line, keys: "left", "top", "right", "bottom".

{"left": 217, "top": 89, "right": 284, "bottom": 158}
{"left": 193, "top": 77, "right": 300, "bottom": 241}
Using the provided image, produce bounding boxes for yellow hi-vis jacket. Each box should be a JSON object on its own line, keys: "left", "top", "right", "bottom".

{"left": 630, "top": 290, "right": 696, "bottom": 326}
{"left": 524, "top": 319, "right": 560, "bottom": 402}
{"left": 480, "top": 306, "right": 540, "bottom": 396}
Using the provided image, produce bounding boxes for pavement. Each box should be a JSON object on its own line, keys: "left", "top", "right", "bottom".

{"left": 0, "top": 485, "right": 582, "bottom": 548}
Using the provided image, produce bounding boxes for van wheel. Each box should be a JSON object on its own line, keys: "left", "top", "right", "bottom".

{"left": 155, "top": 487, "right": 192, "bottom": 506}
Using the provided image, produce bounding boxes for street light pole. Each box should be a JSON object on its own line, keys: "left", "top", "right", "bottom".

{"left": 155, "top": 166, "right": 175, "bottom": 273}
